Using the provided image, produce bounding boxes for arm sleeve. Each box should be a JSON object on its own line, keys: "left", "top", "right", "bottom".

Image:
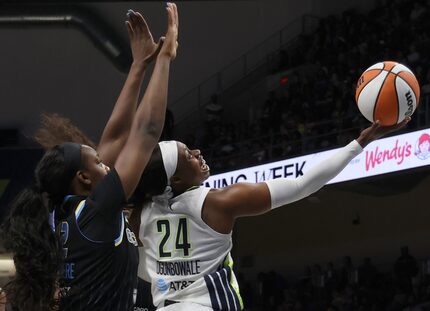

{"left": 265, "top": 140, "right": 363, "bottom": 209}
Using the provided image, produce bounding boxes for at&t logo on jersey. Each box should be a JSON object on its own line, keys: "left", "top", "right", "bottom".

{"left": 155, "top": 278, "right": 195, "bottom": 294}
{"left": 170, "top": 280, "right": 195, "bottom": 291}
{"left": 156, "top": 278, "right": 169, "bottom": 294}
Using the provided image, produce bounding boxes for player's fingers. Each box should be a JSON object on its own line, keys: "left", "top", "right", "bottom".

{"left": 127, "top": 9, "right": 137, "bottom": 24}
{"left": 135, "top": 12, "right": 150, "bottom": 35}
{"left": 394, "top": 117, "right": 411, "bottom": 130}
{"left": 372, "top": 120, "right": 381, "bottom": 130}
{"left": 125, "top": 21, "right": 134, "bottom": 39}
{"left": 166, "top": 3, "right": 174, "bottom": 28}
{"left": 172, "top": 3, "right": 178, "bottom": 27}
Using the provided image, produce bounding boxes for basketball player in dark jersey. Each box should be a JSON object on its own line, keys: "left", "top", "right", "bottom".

{"left": 1, "top": 4, "right": 179, "bottom": 310}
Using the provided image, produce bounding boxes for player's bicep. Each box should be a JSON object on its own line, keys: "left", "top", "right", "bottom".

{"left": 211, "top": 183, "right": 272, "bottom": 218}
{"left": 97, "top": 137, "right": 124, "bottom": 168}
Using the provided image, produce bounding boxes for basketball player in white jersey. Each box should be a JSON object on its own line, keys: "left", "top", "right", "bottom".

{"left": 131, "top": 118, "right": 410, "bottom": 311}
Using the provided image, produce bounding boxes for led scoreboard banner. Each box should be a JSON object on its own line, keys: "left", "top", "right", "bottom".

{"left": 205, "top": 128, "right": 430, "bottom": 189}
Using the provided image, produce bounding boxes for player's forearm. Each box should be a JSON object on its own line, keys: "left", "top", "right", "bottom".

{"left": 117, "top": 55, "right": 172, "bottom": 199}
{"left": 134, "top": 55, "right": 171, "bottom": 138}
{"left": 266, "top": 140, "right": 363, "bottom": 208}
{"left": 97, "top": 62, "right": 147, "bottom": 166}
{"left": 100, "top": 61, "right": 146, "bottom": 142}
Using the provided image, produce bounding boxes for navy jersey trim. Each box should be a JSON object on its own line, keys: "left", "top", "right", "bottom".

{"left": 204, "top": 267, "right": 241, "bottom": 311}
{"left": 220, "top": 269, "right": 239, "bottom": 310}
{"left": 205, "top": 273, "right": 221, "bottom": 310}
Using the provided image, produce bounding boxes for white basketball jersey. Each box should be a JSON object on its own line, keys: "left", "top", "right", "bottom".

{"left": 139, "top": 187, "right": 243, "bottom": 310}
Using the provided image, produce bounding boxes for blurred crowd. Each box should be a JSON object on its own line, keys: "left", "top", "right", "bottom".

{"left": 179, "top": 0, "right": 430, "bottom": 173}
{"left": 238, "top": 247, "right": 430, "bottom": 311}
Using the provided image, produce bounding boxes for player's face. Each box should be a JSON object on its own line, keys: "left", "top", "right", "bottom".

{"left": 173, "top": 142, "right": 210, "bottom": 187}
{"left": 81, "top": 145, "right": 110, "bottom": 187}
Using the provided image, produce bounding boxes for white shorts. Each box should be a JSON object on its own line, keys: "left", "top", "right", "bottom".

{"left": 157, "top": 302, "right": 213, "bottom": 311}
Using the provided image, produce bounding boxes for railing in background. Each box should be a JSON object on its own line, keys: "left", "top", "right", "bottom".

{"left": 171, "top": 14, "right": 320, "bottom": 127}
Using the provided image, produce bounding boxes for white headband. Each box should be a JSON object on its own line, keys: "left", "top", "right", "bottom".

{"left": 158, "top": 140, "right": 178, "bottom": 185}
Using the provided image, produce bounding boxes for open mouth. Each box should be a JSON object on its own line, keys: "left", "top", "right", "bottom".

{"left": 201, "top": 158, "right": 210, "bottom": 172}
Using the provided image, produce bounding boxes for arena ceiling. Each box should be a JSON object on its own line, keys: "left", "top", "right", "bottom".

{"left": 0, "top": 0, "right": 316, "bottom": 143}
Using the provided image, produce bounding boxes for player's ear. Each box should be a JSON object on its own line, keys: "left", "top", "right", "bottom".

{"left": 76, "top": 170, "right": 92, "bottom": 186}
{"left": 170, "top": 175, "right": 181, "bottom": 186}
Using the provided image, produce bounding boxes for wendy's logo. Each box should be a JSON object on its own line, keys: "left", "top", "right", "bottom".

{"left": 415, "top": 133, "right": 430, "bottom": 160}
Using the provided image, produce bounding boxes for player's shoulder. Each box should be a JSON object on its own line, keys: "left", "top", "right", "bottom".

{"left": 63, "top": 194, "right": 86, "bottom": 204}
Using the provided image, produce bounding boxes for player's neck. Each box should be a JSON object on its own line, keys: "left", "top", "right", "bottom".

{"left": 172, "top": 185, "right": 199, "bottom": 197}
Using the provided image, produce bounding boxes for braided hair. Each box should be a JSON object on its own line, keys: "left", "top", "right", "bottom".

{"left": 2, "top": 145, "right": 79, "bottom": 310}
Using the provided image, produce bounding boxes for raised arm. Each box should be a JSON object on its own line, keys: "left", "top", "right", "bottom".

{"left": 115, "top": 2, "right": 179, "bottom": 199}
{"left": 97, "top": 10, "right": 163, "bottom": 167}
{"left": 204, "top": 118, "right": 411, "bottom": 233}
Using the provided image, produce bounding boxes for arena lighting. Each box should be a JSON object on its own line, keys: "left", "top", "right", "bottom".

{"left": 280, "top": 76, "right": 289, "bottom": 84}
{"left": 205, "top": 127, "right": 430, "bottom": 188}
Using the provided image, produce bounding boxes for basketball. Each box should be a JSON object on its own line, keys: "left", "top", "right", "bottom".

{"left": 355, "top": 61, "right": 420, "bottom": 126}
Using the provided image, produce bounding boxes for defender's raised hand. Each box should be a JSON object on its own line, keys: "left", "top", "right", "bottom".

{"left": 126, "top": 9, "right": 163, "bottom": 65}
{"left": 159, "top": 2, "right": 179, "bottom": 60}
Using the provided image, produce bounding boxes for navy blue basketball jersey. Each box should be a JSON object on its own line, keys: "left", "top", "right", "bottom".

{"left": 57, "top": 170, "right": 139, "bottom": 310}
{"left": 134, "top": 277, "right": 156, "bottom": 311}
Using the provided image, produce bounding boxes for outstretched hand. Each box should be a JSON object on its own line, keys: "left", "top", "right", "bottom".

{"left": 356, "top": 117, "right": 411, "bottom": 147}
{"left": 126, "top": 9, "right": 163, "bottom": 65}
{"left": 159, "top": 2, "right": 179, "bottom": 60}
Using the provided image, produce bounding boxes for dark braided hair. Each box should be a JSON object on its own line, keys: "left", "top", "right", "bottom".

{"left": 1, "top": 146, "right": 75, "bottom": 311}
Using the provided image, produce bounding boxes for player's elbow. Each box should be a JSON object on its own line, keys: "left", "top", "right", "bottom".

{"left": 136, "top": 121, "right": 164, "bottom": 140}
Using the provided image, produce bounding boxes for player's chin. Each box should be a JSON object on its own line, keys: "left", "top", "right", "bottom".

{"left": 202, "top": 170, "right": 210, "bottom": 180}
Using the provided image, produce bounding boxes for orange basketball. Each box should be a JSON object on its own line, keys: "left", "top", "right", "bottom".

{"left": 355, "top": 61, "right": 420, "bottom": 126}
